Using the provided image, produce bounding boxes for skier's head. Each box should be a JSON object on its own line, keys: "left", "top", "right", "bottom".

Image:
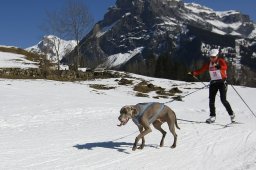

{"left": 209, "top": 49, "right": 219, "bottom": 62}
{"left": 209, "top": 49, "right": 219, "bottom": 57}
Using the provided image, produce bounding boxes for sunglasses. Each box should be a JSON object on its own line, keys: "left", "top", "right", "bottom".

{"left": 210, "top": 56, "right": 217, "bottom": 58}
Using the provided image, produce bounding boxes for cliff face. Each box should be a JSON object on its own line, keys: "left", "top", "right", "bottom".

{"left": 64, "top": 0, "right": 256, "bottom": 86}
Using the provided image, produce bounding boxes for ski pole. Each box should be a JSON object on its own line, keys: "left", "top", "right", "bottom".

{"left": 187, "top": 72, "right": 209, "bottom": 88}
{"left": 230, "top": 84, "right": 256, "bottom": 119}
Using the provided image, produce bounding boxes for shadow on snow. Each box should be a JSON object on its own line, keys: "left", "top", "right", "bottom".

{"left": 73, "top": 141, "right": 133, "bottom": 154}
{"left": 73, "top": 141, "right": 159, "bottom": 154}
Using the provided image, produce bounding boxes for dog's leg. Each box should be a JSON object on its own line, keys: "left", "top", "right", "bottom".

{"left": 137, "top": 126, "right": 145, "bottom": 150}
{"left": 132, "top": 120, "right": 152, "bottom": 151}
{"left": 167, "top": 115, "right": 177, "bottom": 148}
{"left": 153, "top": 120, "right": 166, "bottom": 147}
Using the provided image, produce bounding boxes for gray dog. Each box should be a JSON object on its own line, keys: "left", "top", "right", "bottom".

{"left": 118, "top": 102, "right": 180, "bottom": 151}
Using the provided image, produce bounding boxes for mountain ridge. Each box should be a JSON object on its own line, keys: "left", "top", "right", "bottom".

{"left": 63, "top": 0, "right": 256, "bottom": 86}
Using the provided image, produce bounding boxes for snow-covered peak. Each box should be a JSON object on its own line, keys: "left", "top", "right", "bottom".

{"left": 185, "top": 2, "right": 240, "bottom": 16}
{"left": 164, "top": 0, "right": 182, "bottom": 3}
{"left": 26, "top": 35, "right": 76, "bottom": 63}
{"left": 184, "top": 2, "right": 214, "bottom": 14}
{"left": 182, "top": 2, "right": 254, "bottom": 37}
{"left": 216, "top": 10, "right": 241, "bottom": 18}
{"left": 184, "top": 2, "right": 242, "bottom": 20}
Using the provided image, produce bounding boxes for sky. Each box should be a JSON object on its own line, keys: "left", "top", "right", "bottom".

{"left": 0, "top": 0, "right": 255, "bottom": 49}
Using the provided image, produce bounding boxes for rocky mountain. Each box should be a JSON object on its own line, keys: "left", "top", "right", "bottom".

{"left": 63, "top": 0, "right": 256, "bottom": 86}
{"left": 26, "top": 35, "right": 76, "bottom": 63}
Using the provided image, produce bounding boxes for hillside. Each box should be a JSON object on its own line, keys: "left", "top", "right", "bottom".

{"left": 0, "top": 46, "right": 40, "bottom": 69}
{"left": 0, "top": 46, "right": 109, "bottom": 81}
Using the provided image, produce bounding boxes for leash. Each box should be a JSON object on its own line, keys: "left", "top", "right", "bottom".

{"left": 113, "top": 131, "right": 138, "bottom": 142}
{"left": 164, "top": 84, "right": 209, "bottom": 104}
{"left": 164, "top": 70, "right": 210, "bottom": 104}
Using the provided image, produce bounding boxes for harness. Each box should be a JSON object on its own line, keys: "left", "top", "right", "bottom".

{"left": 132, "top": 102, "right": 165, "bottom": 126}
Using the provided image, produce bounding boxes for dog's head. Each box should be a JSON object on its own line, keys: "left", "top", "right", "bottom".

{"left": 117, "top": 106, "right": 137, "bottom": 127}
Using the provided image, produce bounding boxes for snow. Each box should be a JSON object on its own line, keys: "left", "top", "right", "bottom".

{"left": 0, "top": 72, "right": 256, "bottom": 170}
{"left": 78, "top": 67, "right": 87, "bottom": 72}
{"left": 99, "top": 47, "right": 144, "bottom": 68}
{"left": 161, "top": 17, "right": 178, "bottom": 26}
{"left": 211, "top": 28, "right": 226, "bottom": 35}
{"left": 230, "top": 31, "right": 242, "bottom": 36}
{"left": 249, "top": 25, "right": 256, "bottom": 38}
{"left": 96, "top": 21, "right": 118, "bottom": 38}
{"left": 0, "top": 51, "right": 39, "bottom": 68}
{"left": 184, "top": 3, "right": 240, "bottom": 19}
{"left": 206, "top": 20, "right": 242, "bottom": 30}
{"left": 184, "top": 2, "right": 249, "bottom": 36}
{"left": 0, "top": 45, "right": 16, "bottom": 48}
{"left": 216, "top": 10, "right": 241, "bottom": 18}
{"left": 181, "top": 12, "right": 205, "bottom": 23}
{"left": 26, "top": 35, "right": 76, "bottom": 63}
{"left": 184, "top": 3, "right": 214, "bottom": 14}
{"left": 122, "top": 12, "right": 131, "bottom": 18}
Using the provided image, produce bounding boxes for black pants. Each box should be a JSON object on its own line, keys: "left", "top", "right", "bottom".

{"left": 209, "top": 80, "right": 234, "bottom": 117}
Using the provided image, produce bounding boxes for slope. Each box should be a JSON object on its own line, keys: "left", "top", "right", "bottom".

{"left": 0, "top": 73, "right": 256, "bottom": 170}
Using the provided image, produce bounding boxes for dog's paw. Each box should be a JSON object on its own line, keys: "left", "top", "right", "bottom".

{"left": 137, "top": 145, "right": 144, "bottom": 150}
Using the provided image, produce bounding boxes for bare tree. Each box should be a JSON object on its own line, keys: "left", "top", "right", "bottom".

{"left": 43, "top": 10, "right": 66, "bottom": 71}
{"left": 60, "top": 0, "right": 94, "bottom": 70}
{"left": 43, "top": 0, "right": 93, "bottom": 70}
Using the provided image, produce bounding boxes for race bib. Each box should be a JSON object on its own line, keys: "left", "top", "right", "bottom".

{"left": 209, "top": 62, "right": 222, "bottom": 80}
{"left": 209, "top": 70, "right": 222, "bottom": 80}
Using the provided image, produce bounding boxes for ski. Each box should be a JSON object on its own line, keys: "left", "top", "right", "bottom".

{"left": 223, "top": 121, "right": 243, "bottom": 128}
{"left": 205, "top": 121, "right": 243, "bottom": 128}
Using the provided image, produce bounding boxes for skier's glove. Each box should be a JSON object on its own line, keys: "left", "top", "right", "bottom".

{"left": 215, "top": 64, "right": 221, "bottom": 69}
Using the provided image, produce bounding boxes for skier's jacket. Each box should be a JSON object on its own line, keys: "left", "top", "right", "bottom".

{"left": 192, "top": 57, "right": 228, "bottom": 81}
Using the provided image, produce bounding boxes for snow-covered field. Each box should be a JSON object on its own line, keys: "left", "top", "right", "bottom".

{"left": 0, "top": 73, "right": 256, "bottom": 170}
{"left": 0, "top": 51, "right": 38, "bottom": 69}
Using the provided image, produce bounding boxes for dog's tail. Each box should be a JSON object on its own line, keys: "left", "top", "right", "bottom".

{"left": 175, "top": 113, "right": 180, "bottom": 130}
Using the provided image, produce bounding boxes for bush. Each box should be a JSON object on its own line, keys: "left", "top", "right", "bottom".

{"left": 89, "top": 84, "right": 115, "bottom": 90}
{"left": 134, "top": 81, "right": 165, "bottom": 93}
{"left": 118, "top": 78, "right": 133, "bottom": 85}
{"left": 135, "top": 92, "right": 149, "bottom": 97}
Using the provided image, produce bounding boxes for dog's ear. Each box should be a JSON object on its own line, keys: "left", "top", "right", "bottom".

{"left": 131, "top": 107, "right": 138, "bottom": 117}
{"left": 120, "top": 107, "right": 127, "bottom": 114}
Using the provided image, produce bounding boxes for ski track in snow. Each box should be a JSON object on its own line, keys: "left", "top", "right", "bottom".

{"left": 0, "top": 77, "right": 256, "bottom": 170}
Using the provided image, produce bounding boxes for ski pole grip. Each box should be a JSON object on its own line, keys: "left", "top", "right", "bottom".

{"left": 187, "top": 72, "right": 193, "bottom": 76}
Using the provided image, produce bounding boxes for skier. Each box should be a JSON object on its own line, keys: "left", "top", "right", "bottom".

{"left": 189, "top": 49, "right": 235, "bottom": 123}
